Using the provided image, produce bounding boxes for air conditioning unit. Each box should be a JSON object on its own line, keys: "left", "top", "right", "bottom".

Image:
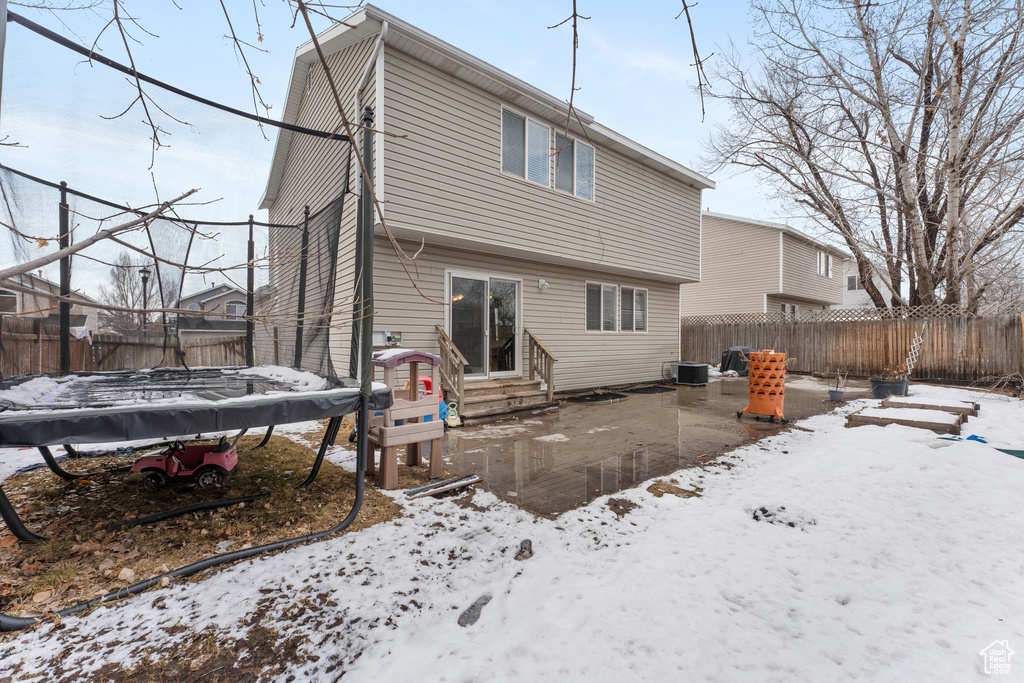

{"left": 673, "top": 361, "right": 709, "bottom": 386}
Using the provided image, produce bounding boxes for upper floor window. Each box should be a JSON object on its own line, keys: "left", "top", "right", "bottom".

{"left": 187, "top": 303, "right": 201, "bottom": 311}
{"left": 817, "top": 251, "right": 833, "bottom": 277}
{"left": 501, "top": 109, "right": 550, "bottom": 186}
{"left": 0, "top": 289, "right": 16, "bottom": 313}
{"left": 847, "top": 275, "right": 866, "bottom": 291}
{"left": 555, "top": 133, "right": 595, "bottom": 200}
{"left": 501, "top": 108, "right": 594, "bottom": 200}
{"left": 225, "top": 300, "right": 246, "bottom": 317}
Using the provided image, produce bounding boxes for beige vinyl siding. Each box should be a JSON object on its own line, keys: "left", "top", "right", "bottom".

{"left": 368, "top": 238, "right": 679, "bottom": 391}
{"left": 766, "top": 295, "right": 827, "bottom": 312}
{"left": 780, "top": 233, "right": 844, "bottom": 305}
{"left": 259, "top": 35, "right": 377, "bottom": 372}
{"left": 381, "top": 47, "right": 701, "bottom": 283}
{"left": 680, "top": 214, "right": 779, "bottom": 315}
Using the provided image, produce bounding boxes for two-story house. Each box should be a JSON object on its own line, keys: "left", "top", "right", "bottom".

{"left": 680, "top": 211, "right": 848, "bottom": 317}
{"left": 175, "top": 283, "right": 248, "bottom": 342}
{"left": 259, "top": 5, "right": 714, "bottom": 419}
{"left": 0, "top": 272, "right": 100, "bottom": 330}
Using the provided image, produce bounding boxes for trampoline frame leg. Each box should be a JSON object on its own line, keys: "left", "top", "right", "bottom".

{"left": 0, "top": 483, "right": 47, "bottom": 544}
{"left": 296, "top": 416, "right": 342, "bottom": 488}
{"left": 248, "top": 425, "right": 275, "bottom": 451}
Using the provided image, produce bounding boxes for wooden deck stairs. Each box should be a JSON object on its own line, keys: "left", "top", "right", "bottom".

{"left": 435, "top": 324, "right": 560, "bottom": 426}
{"left": 460, "top": 378, "right": 559, "bottom": 425}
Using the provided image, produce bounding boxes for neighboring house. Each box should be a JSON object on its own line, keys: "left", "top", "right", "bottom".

{"left": 0, "top": 271, "right": 99, "bottom": 330}
{"left": 680, "top": 212, "right": 848, "bottom": 317}
{"left": 839, "top": 258, "right": 894, "bottom": 309}
{"left": 175, "top": 283, "right": 247, "bottom": 341}
{"left": 259, "top": 4, "right": 715, "bottom": 407}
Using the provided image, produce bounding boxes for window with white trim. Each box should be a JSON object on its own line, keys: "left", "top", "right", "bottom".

{"left": 225, "top": 300, "right": 246, "bottom": 317}
{"left": 555, "top": 132, "right": 595, "bottom": 200}
{"left": 847, "top": 275, "right": 865, "bottom": 291}
{"left": 817, "top": 251, "right": 833, "bottom": 277}
{"left": 620, "top": 286, "right": 648, "bottom": 332}
{"left": 586, "top": 282, "right": 618, "bottom": 332}
{"left": 501, "top": 109, "right": 550, "bottom": 187}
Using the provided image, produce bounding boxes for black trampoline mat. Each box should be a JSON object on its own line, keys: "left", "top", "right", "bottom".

{"left": 0, "top": 367, "right": 392, "bottom": 448}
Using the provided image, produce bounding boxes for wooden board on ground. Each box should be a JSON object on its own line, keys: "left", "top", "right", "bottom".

{"left": 847, "top": 407, "right": 966, "bottom": 435}
{"left": 881, "top": 396, "right": 980, "bottom": 417}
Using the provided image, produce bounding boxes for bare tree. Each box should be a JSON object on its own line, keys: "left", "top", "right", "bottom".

{"left": 705, "top": 0, "right": 1024, "bottom": 312}
{"left": 97, "top": 251, "right": 148, "bottom": 333}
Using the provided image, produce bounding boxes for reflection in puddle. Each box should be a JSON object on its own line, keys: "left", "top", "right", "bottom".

{"left": 443, "top": 377, "right": 868, "bottom": 517}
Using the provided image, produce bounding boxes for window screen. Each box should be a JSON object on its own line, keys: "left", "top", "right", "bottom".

{"left": 620, "top": 287, "right": 634, "bottom": 332}
{"left": 586, "top": 283, "right": 602, "bottom": 331}
{"left": 576, "top": 142, "right": 594, "bottom": 200}
{"left": 555, "top": 133, "right": 575, "bottom": 193}
{"left": 502, "top": 110, "right": 526, "bottom": 177}
{"left": 634, "top": 289, "right": 647, "bottom": 331}
{"left": 602, "top": 284, "right": 616, "bottom": 332}
{"left": 527, "top": 120, "right": 549, "bottom": 186}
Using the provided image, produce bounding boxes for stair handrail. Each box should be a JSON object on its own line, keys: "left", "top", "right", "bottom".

{"left": 435, "top": 324, "right": 467, "bottom": 410}
{"left": 524, "top": 328, "right": 557, "bottom": 401}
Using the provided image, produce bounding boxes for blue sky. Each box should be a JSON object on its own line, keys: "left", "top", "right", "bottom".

{"left": 0, "top": 1, "right": 773, "bottom": 297}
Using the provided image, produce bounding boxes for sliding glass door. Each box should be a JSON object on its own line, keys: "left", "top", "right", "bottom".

{"left": 448, "top": 273, "right": 520, "bottom": 379}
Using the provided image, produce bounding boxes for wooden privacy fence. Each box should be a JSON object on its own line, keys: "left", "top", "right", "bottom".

{"left": 681, "top": 307, "right": 1024, "bottom": 381}
{"left": 0, "top": 317, "right": 246, "bottom": 376}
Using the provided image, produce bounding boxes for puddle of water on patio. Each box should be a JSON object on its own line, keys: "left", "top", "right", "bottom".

{"left": 442, "top": 376, "right": 868, "bottom": 517}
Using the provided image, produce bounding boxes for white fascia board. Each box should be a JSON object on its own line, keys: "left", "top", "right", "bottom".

{"left": 260, "top": 9, "right": 378, "bottom": 211}
{"left": 587, "top": 122, "right": 715, "bottom": 190}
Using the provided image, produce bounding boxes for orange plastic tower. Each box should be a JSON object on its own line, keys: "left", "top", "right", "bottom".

{"left": 742, "top": 350, "right": 786, "bottom": 419}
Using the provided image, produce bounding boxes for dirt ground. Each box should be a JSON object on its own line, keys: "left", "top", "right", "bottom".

{"left": 0, "top": 423, "right": 447, "bottom": 621}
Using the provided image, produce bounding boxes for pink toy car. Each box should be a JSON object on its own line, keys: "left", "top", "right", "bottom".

{"left": 132, "top": 438, "right": 238, "bottom": 490}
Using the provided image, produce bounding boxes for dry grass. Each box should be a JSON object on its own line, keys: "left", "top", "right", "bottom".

{"left": 0, "top": 430, "right": 434, "bottom": 619}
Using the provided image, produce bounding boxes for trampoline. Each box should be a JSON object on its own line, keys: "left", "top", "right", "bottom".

{"left": 0, "top": 101, "right": 384, "bottom": 630}
{"left": 0, "top": 366, "right": 391, "bottom": 448}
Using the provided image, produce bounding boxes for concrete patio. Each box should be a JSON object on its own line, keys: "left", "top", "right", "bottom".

{"left": 441, "top": 375, "right": 869, "bottom": 516}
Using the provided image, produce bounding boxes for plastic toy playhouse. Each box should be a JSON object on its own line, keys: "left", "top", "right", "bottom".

{"left": 131, "top": 438, "right": 239, "bottom": 490}
{"left": 368, "top": 349, "right": 445, "bottom": 489}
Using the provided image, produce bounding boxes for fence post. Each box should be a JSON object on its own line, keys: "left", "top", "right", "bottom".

{"left": 58, "top": 181, "right": 70, "bottom": 373}
{"left": 293, "top": 205, "right": 310, "bottom": 369}
{"left": 246, "top": 214, "right": 255, "bottom": 367}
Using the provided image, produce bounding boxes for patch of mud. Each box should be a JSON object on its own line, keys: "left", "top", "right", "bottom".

{"left": 646, "top": 481, "right": 702, "bottom": 499}
{"left": 605, "top": 498, "right": 638, "bottom": 518}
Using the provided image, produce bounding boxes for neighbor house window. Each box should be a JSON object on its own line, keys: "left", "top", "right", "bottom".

{"left": 586, "top": 282, "right": 618, "bottom": 332}
{"left": 620, "top": 287, "right": 648, "bottom": 332}
{"left": 817, "top": 251, "right": 833, "bottom": 277}
{"left": 847, "top": 275, "right": 865, "bottom": 291}
{"left": 187, "top": 303, "right": 201, "bottom": 311}
{"left": 0, "top": 289, "right": 16, "bottom": 313}
{"left": 225, "top": 300, "right": 246, "bottom": 317}
{"left": 555, "top": 132, "right": 595, "bottom": 200}
{"left": 502, "top": 109, "right": 550, "bottom": 186}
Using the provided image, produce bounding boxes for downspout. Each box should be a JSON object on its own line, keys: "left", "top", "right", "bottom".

{"left": 778, "top": 232, "right": 784, "bottom": 295}
{"left": 355, "top": 21, "right": 388, "bottom": 209}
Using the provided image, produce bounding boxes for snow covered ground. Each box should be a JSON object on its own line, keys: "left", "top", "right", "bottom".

{"left": 1, "top": 384, "right": 1022, "bottom": 681}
